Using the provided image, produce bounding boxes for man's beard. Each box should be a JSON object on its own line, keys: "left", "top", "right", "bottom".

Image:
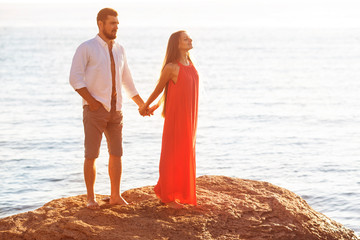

{"left": 103, "top": 29, "right": 117, "bottom": 40}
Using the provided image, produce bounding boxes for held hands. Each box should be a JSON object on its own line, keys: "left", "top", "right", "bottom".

{"left": 139, "top": 103, "right": 159, "bottom": 117}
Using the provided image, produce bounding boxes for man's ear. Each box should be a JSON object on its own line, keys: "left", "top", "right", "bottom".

{"left": 97, "top": 20, "right": 103, "bottom": 29}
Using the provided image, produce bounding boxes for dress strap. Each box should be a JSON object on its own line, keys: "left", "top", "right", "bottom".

{"left": 176, "top": 60, "right": 192, "bottom": 67}
{"left": 176, "top": 60, "right": 182, "bottom": 67}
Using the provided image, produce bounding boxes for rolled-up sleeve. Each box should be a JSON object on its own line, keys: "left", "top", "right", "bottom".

{"left": 69, "top": 43, "right": 88, "bottom": 90}
{"left": 121, "top": 47, "right": 139, "bottom": 98}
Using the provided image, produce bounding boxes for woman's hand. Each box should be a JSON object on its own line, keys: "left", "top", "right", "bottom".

{"left": 148, "top": 103, "right": 159, "bottom": 115}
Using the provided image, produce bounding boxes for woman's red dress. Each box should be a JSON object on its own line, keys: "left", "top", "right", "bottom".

{"left": 154, "top": 61, "right": 199, "bottom": 205}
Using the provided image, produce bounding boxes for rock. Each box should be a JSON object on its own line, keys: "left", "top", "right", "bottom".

{"left": 0, "top": 175, "right": 358, "bottom": 240}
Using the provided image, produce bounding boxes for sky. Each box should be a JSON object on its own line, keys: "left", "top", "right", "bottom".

{"left": 0, "top": 0, "right": 360, "bottom": 28}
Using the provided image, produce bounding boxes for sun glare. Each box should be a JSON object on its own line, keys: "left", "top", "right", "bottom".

{"left": 0, "top": 0, "right": 360, "bottom": 28}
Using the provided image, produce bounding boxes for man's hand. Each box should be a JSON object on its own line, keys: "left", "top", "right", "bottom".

{"left": 89, "top": 100, "right": 102, "bottom": 111}
{"left": 75, "top": 87, "right": 102, "bottom": 111}
{"left": 138, "top": 104, "right": 150, "bottom": 116}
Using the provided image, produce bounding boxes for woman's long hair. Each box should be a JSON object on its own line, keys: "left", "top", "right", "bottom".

{"left": 160, "top": 30, "right": 191, "bottom": 117}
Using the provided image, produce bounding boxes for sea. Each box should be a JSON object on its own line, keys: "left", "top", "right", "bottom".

{"left": 0, "top": 23, "right": 359, "bottom": 234}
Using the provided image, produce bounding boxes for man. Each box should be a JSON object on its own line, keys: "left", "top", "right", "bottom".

{"left": 69, "top": 8, "right": 149, "bottom": 209}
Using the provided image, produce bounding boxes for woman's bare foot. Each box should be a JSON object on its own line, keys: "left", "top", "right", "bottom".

{"left": 87, "top": 199, "right": 100, "bottom": 209}
{"left": 109, "top": 195, "right": 128, "bottom": 205}
{"left": 166, "top": 201, "right": 184, "bottom": 209}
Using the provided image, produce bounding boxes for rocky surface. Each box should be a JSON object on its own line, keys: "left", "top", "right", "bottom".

{"left": 0, "top": 175, "right": 358, "bottom": 240}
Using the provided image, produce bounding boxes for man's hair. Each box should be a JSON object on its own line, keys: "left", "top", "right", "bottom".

{"left": 97, "top": 8, "right": 118, "bottom": 23}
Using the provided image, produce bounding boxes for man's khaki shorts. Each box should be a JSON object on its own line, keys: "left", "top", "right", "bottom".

{"left": 83, "top": 105, "right": 123, "bottom": 159}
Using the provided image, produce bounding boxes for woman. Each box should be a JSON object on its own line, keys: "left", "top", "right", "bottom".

{"left": 139, "top": 30, "right": 199, "bottom": 208}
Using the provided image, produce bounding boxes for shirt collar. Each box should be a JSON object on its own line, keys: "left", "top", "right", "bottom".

{"left": 95, "top": 34, "right": 115, "bottom": 48}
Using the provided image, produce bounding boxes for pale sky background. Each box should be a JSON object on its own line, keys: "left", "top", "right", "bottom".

{"left": 0, "top": 0, "right": 360, "bottom": 28}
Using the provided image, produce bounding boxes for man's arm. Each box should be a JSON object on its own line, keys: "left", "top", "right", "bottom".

{"left": 69, "top": 43, "right": 101, "bottom": 111}
{"left": 69, "top": 44, "right": 88, "bottom": 90}
{"left": 131, "top": 94, "right": 144, "bottom": 107}
{"left": 119, "top": 46, "right": 151, "bottom": 115}
{"left": 121, "top": 47, "right": 140, "bottom": 98}
{"left": 76, "top": 87, "right": 102, "bottom": 111}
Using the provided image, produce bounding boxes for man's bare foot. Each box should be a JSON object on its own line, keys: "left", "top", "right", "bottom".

{"left": 87, "top": 199, "right": 100, "bottom": 209}
{"left": 166, "top": 201, "right": 184, "bottom": 209}
{"left": 109, "top": 195, "right": 128, "bottom": 205}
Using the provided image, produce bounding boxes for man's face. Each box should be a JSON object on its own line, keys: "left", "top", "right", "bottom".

{"left": 101, "top": 15, "right": 119, "bottom": 40}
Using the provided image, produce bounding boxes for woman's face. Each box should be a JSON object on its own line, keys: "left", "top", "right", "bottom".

{"left": 178, "top": 32, "right": 193, "bottom": 51}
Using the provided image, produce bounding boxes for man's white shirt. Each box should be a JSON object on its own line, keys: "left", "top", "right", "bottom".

{"left": 69, "top": 35, "right": 139, "bottom": 111}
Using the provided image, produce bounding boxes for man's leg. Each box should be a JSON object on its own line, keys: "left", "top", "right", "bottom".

{"left": 104, "top": 109, "right": 127, "bottom": 205}
{"left": 83, "top": 105, "right": 108, "bottom": 209}
{"left": 84, "top": 158, "right": 100, "bottom": 209}
{"left": 108, "top": 154, "right": 128, "bottom": 205}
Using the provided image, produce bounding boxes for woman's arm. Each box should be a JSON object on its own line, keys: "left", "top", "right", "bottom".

{"left": 139, "top": 63, "right": 178, "bottom": 116}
